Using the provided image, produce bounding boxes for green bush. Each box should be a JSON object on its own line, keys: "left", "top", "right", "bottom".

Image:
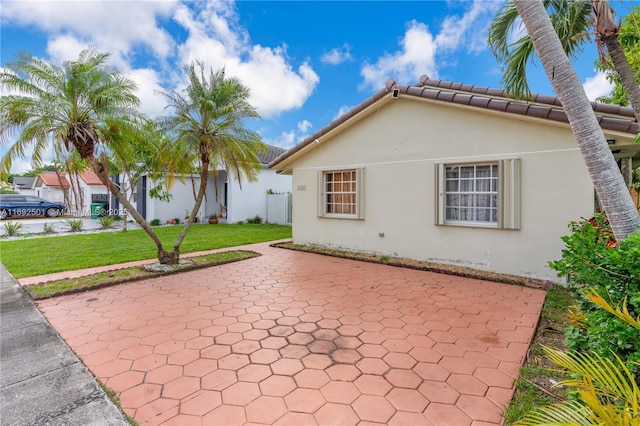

{"left": 549, "top": 213, "right": 640, "bottom": 379}
{"left": 149, "top": 218, "right": 161, "bottom": 226}
{"left": 98, "top": 215, "right": 119, "bottom": 229}
{"left": 246, "top": 215, "right": 262, "bottom": 224}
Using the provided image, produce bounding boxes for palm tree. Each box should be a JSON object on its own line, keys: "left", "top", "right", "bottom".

{"left": 489, "top": 0, "right": 640, "bottom": 123}
{"left": 513, "top": 0, "right": 639, "bottom": 241}
{"left": 155, "top": 61, "right": 265, "bottom": 264}
{"left": 0, "top": 48, "right": 173, "bottom": 261}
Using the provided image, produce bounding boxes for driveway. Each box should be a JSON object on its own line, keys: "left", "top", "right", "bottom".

{"left": 37, "top": 242, "right": 545, "bottom": 425}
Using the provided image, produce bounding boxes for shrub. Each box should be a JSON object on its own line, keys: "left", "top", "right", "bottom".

{"left": 549, "top": 213, "right": 640, "bottom": 378}
{"left": 517, "top": 289, "right": 640, "bottom": 426}
{"left": 98, "top": 215, "right": 119, "bottom": 229}
{"left": 65, "top": 218, "right": 84, "bottom": 232}
{"left": 150, "top": 218, "right": 161, "bottom": 226}
{"left": 236, "top": 220, "right": 244, "bottom": 225}
{"left": 165, "top": 218, "right": 177, "bottom": 225}
{"left": 42, "top": 222, "right": 56, "bottom": 234}
{"left": 246, "top": 215, "right": 262, "bottom": 224}
{"left": 3, "top": 221, "right": 23, "bottom": 237}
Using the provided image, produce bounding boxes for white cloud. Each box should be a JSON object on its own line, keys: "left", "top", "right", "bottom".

{"left": 127, "top": 68, "right": 168, "bottom": 118}
{"left": 360, "top": 0, "right": 502, "bottom": 90}
{"left": 173, "top": 2, "right": 319, "bottom": 118}
{"left": 334, "top": 105, "right": 353, "bottom": 121}
{"left": 297, "top": 120, "right": 312, "bottom": 133}
{"left": 321, "top": 45, "right": 352, "bottom": 65}
{"left": 2, "top": 0, "right": 178, "bottom": 62}
{"left": 264, "top": 129, "right": 297, "bottom": 149}
{"left": 583, "top": 71, "right": 614, "bottom": 101}
{"left": 361, "top": 21, "right": 437, "bottom": 89}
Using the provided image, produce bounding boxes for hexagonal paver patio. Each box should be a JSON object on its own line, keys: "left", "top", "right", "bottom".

{"left": 37, "top": 242, "right": 545, "bottom": 425}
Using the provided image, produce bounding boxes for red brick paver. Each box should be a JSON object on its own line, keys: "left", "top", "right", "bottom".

{"left": 37, "top": 242, "right": 545, "bottom": 425}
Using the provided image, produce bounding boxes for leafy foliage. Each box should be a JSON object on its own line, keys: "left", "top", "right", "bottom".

{"left": 516, "top": 292, "right": 640, "bottom": 426}
{"left": 549, "top": 214, "right": 640, "bottom": 378}
{"left": 597, "top": 7, "right": 640, "bottom": 107}
{"left": 246, "top": 215, "right": 263, "bottom": 224}
{"left": 488, "top": 0, "right": 592, "bottom": 99}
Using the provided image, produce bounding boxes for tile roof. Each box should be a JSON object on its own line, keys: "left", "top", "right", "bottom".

{"left": 79, "top": 169, "right": 103, "bottom": 186}
{"left": 38, "top": 172, "right": 70, "bottom": 188}
{"left": 259, "top": 144, "right": 287, "bottom": 165}
{"left": 270, "top": 75, "right": 638, "bottom": 169}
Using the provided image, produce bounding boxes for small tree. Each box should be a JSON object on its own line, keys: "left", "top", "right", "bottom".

{"left": 155, "top": 62, "right": 265, "bottom": 264}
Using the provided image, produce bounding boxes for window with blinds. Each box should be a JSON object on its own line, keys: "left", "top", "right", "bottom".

{"left": 318, "top": 168, "right": 364, "bottom": 219}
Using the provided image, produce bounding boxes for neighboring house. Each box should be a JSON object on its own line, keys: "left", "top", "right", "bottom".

{"left": 71, "top": 170, "right": 110, "bottom": 213}
{"left": 12, "top": 177, "right": 37, "bottom": 196}
{"left": 115, "top": 144, "right": 293, "bottom": 224}
{"left": 270, "top": 76, "right": 639, "bottom": 282}
{"left": 34, "top": 172, "right": 70, "bottom": 204}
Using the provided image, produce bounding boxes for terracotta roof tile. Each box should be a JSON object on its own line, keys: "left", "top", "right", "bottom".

{"left": 39, "top": 173, "right": 70, "bottom": 187}
{"left": 79, "top": 170, "right": 103, "bottom": 186}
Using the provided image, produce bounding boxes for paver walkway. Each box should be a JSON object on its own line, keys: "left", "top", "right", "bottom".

{"left": 36, "top": 242, "right": 546, "bottom": 425}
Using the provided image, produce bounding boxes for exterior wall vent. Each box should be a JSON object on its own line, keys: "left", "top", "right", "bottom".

{"left": 392, "top": 88, "right": 400, "bottom": 98}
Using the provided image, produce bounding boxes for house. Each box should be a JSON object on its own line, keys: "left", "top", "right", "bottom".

{"left": 12, "top": 177, "right": 37, "bottom": 196}
{"left": 270, "top": 76, "right": 639, "bottom": 282}
{"left": 34, "top": 172, "right": 70, "bottom": 204}
{"left": 115, "top": 144, "right": 293, "bottom": 224}
{"left": 71, "top": 170, "right": 110, "bottom": 214}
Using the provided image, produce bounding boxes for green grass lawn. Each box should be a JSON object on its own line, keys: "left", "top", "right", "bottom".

{"left": 0, "top": 223, "right": 291, "bottom": 278}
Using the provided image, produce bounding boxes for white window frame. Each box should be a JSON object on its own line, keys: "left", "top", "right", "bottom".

{"left": 435, "top": 159, "right": 520, "bottom": 230}
{"left": 318, "top": 168, "right": 365, "bottom": 219}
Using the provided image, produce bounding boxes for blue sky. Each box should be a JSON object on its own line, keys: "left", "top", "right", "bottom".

{"left": 1, "top": 0, "right": 635, "bottom": 173}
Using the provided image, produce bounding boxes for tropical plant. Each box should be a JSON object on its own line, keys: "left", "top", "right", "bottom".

{"left": 154, "top": 61, "right": 265, "bottom": 264}
{"left": 515, "top": 290, "right": 640, "bottom": 426}
{"left": 64, "top": 218, "right": 83, "bottom": 232}
{"left": 2, "top": 221, "right": 23, "bottom": 237}
{"left": 0, "top": 48, "right": 184, "bottom": 264}
{"left": 42, "top": 222, "right": 56, "bottom": 234}
{"left": 512, "top": 0, "right": 640, "bottom": 241}
{"left": 149, "top": 218, "right": 161, "bottom": 226}
{"left": 98, "top": 215, "right": 119, "bottom": 229}
{"left": 489, "top": 0, "right": 640, "bottom": 123}
{"left": 550, "top": 214, "right": 640, "bottom": 377}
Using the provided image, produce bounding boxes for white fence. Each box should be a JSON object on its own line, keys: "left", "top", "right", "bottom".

{"left": 266, "top": 193, "right": 292, "bottom": 225}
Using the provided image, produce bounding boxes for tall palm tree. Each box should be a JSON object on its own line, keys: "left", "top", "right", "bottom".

{"left": 513, "top": 0, "right": 640, "bottom": 240}
{"left": 0, "top": 48, "right": 173, "bottom": 261}
{"left": 155, "top": 61, "right": 265, "bottom": 264}
{"left": 489, "top": 0, "right": 640, "bottom": 123}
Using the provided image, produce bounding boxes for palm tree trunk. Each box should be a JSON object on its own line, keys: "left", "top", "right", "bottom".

{"left": 171, "top": 163, "right": 210, "bottom": 258}
{"left": 87, "top": 156, "right": 177, "bottom": 264}
{"left": 603, "top": 36, "right": 640, "bottom": 123}
{"left": 514, "top": 0, "right": 640, "bottom": 241}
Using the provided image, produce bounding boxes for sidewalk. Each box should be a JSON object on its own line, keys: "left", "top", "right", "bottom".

{"left": 0, "top": 263, "right": 129, "bottom": 426}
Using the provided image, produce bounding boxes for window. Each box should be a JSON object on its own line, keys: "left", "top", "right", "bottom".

{"left": 318, "top": 168, "right": 364, "bottom": 219}
{"left": 435, "top": 159, "right": 520, "bottom": 230}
